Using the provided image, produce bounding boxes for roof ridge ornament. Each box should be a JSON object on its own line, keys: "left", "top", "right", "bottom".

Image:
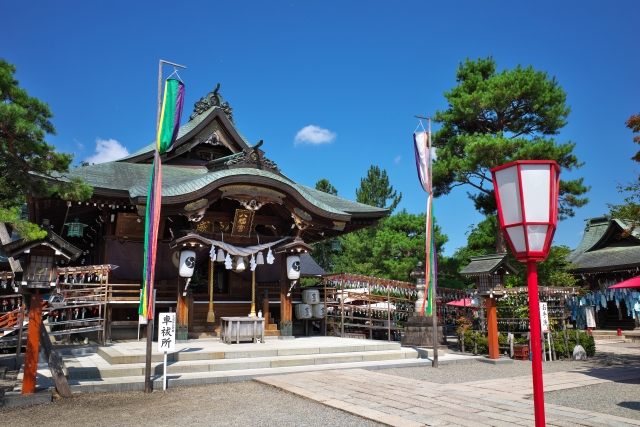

{"left": 190, "top": 83, "right": 234, "bottom": 124}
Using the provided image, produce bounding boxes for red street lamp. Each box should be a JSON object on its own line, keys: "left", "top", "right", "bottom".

{"left": 491, "top": 160, "right": 560, "bottom": 427}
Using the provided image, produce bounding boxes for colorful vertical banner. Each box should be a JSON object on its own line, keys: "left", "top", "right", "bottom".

{"left": 139, "top": 79, "right": 184, "bottom": 319}
{"left": 413, "top": 129, "right": 437, "bottom": 316}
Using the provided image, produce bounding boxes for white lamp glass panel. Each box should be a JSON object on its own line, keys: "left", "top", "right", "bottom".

{"left": 520, "top": 164, "right": 551, "bottom": 223}
{"left": 506, "top": 226, "right": 526, "bottom": 253}
{"left": 495, "top": 166, "right": 522, "bottom": 225}
{"left": 526, "top": 225, "right": 548, "bottom": 251}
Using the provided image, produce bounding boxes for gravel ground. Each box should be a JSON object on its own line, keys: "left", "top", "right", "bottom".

{"left": 543, "top": 378, "right": 640, "bottom": 421}
{"left": 379, "top": 359, "right": 594, "bottom": 384}
{"left": 0, "top": 380, "right": 383, "bottom": 427}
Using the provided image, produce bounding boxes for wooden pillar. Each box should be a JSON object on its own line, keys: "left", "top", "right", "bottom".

{"left": 279, "top": 254, "right": 293, "bottom": 336}
{"left": 23, "top": 293, "right": 43, "bottom": 394}
{"left": 176, "top": 279, "right": 189, "bottom": 341}
{"left": 486, "top": 297, "right": 499, "bottom": 359}
{"left": 263, "top": 291, "right": 270, "bottom": 324}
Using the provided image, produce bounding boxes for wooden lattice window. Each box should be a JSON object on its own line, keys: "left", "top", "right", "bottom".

{"left": 478, "top": 275, "right": 492, "bottom": 293}
{"left": 26, "top": 255, "right": 54, "bottom": 282}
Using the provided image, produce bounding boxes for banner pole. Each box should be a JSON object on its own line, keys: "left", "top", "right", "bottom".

{"left": 428, "top": 118, "right": 438, "bottom": 368}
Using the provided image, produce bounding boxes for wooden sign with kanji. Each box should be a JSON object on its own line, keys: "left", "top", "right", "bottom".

{"left": 231, "top": 209, "right": 255, "bottom": 237}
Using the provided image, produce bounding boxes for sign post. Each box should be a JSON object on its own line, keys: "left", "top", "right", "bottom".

{"left": 539, "top": 302, "right": 552, "bottom": 361}
{"left": 157, "top": 312, "right": 176, "bottom": 390}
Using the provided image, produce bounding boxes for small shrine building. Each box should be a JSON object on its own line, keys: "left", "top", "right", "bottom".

{"left": 568, "top": 216, "right": 640, "bottom": 329}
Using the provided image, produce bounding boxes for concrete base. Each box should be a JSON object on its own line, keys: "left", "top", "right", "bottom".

{"left": 277, "top": 335, "right": 296, "bottom": 340}
{"left": 401, "top": 314, "right": 446, "bottom": 348}
{"left": 2, "top": 390, "right": 52, "bottom": 407}
{"left": 477, "top": 356, "right": 514, "bottom": 365}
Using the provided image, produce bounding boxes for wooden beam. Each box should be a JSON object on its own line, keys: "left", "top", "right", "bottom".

{"left": 39, "top": 322, "right": 73, "bottom": 398}
{"left": 279, "top": 254, "right": 293, "bottom": 336}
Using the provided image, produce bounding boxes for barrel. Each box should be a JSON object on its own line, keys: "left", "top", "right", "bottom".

{"left": 312, "top": 303, "right": 325, "bottom": 318}
{"left": 302, "top": 289, "right": 320, "bottom": 304}
{"left": 295, "top": 304, "right": 313, "bottom": 319}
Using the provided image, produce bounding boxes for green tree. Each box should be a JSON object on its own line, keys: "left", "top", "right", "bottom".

{"left": 311, "top": 178, "right": 341, "bottom": 270}
{"left": 0, "top": 59, "right": 91, "bottom": 240}
{"left": 356, "top": 165, "right": 402, "bottom": 214}
{"left": 607, "top": 112, "right": 640, "bottom": 233}
{"left": 373, "top": 209, "right": 448, "bottom": 281}
{"left": 333, "top": 209, "right": 449, "bottom": 282}
{"left": 315, "top": 178, "right": 337, "bottom": 196}
{"left": 432, "top": 57, "right": 589, "bottom": 252}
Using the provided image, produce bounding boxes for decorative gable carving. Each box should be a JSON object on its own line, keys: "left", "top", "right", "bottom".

{"left": 191, "top": 83, "right": 234, "bottom": 124}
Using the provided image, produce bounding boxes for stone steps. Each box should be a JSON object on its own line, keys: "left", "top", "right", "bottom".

{"left": 30, "top": 337, "right": 462, "bottom": 394}
{"left": 64, "top": 348, "right": 424, "bottom": 381}
{"left": 64, "top": 355, "right": 472, "bottom": 394}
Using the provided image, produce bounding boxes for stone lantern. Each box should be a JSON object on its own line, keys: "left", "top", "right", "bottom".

{"left": 401, "top": 261, "right": 445, "bottom": 349}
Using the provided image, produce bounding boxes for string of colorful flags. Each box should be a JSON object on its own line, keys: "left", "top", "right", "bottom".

{"left": 139, "top": 78, "right": 185, "bottom": 320}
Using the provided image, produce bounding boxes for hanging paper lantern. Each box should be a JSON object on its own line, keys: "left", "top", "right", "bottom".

{"left": 286, "top": 255, "right": 301, "bottom": 280}
{"left": 256, "top": 251, "right": 265, "bottom": 265}
{"left": 235, "top": 256, "right": 246, "bottom": 272}
{"left": 216, "top": 248, "right": 226, "bottom": 262}
{"left": 179, "top": 250, "right": 196, "bottom": 277}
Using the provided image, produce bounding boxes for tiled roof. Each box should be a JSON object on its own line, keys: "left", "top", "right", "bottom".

{"left": 55, "top": 163, "right": 384, "bottom": 218}
{"left": 117, "top": 106, "right": 252, "bottom": 162}
{"left": 569, "top": 246, "right": 640, "bottom": 272}
{"left": 567, "top": 217, "right": 640, "bottom": 271}
{"left": 459, "top": 253, "right": 519, "bottom": 276}
{"left": 298, "top": 186, "right": 388, "bottom": 216}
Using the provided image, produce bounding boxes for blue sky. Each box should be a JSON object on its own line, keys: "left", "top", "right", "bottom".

{"left": 2, "top": 1, "right": 639, "bottom": 255}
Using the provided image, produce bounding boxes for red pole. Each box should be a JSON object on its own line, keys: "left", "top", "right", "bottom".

{"left": 22, "top": 294, "right": 43, "bottom": 394}
{"left": 527, "top": 260, "right": 546, "bottom": 427}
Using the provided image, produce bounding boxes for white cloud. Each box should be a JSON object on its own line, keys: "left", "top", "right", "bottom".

{"left": 85, "top": 138, "right": 130, "bottom": 164}
{"left": 394, "top": 155, "right": 401, "bottom": 164}
{"left": 294, "top": 125, "right": 336, "bottom": 146}
{"left": 74, "top": 139, "right": 84, "bottom": 150}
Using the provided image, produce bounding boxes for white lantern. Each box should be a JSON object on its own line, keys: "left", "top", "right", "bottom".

{"left": 256, "top": 251, "right": 265, "bottom": 265}
{"left": 286, "top": 255, "right": 301, "bottom": 280}
{"left": 235, "top": 256, "right": 246, "bottom": 272}
{"left": 216, "top": 248, "right": 225, "bottom": 262}
{"left": 491, "top": 160, "right": 560, "bottom": 262}
{"left": 179, "top": 250, "right": 196, "bottom": 277}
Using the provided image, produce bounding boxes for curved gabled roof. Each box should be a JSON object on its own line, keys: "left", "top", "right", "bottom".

{"left": 56, "top": 163, "right": 388, "bottom": 222}
{"left": 117, "top": 106, "right": 252, "bottom": 163}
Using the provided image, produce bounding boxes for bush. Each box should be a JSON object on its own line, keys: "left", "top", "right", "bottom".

{"left": 459, "top": 330, "right": 596, "bottom": 358}
{"left": 542, "top": 331, "right": 596, "bottom": 359}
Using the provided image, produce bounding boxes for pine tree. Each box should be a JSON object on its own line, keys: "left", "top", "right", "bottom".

{"left": 356, "top": 165, "right": 402, "bottom": 214}
{"left": 0, "top": 59, "right": 91, "bottom": 239}
{"left": 432, "top": 57, "right": 589, "bottom": 252}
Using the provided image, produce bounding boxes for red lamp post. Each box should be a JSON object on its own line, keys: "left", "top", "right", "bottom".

{"left": 491, "top": 160, "right": 560, "bottom": 427}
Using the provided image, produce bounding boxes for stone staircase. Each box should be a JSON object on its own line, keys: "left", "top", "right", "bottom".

{"left": 48, "top": 337, "right": 447, "bottom": 393}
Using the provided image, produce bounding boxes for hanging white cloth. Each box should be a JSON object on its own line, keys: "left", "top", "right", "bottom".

{"left": 207, "top": 237, "right": 289, "bottom": 259}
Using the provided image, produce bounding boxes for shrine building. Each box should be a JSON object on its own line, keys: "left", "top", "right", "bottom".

{"left": 2, "top": 84, "right": 388, "bottom": 340}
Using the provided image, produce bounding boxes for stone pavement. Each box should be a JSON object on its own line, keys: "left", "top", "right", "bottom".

{"left": 256, "top": 366, "right": 640, "bottom": 427}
